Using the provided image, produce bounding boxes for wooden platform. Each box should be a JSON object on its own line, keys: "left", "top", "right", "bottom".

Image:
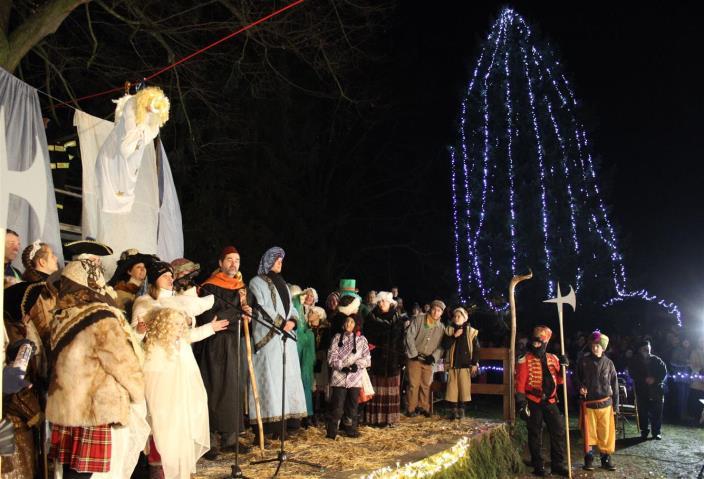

{"left": 194, "top": 416, "right": 507, "bottom": 479}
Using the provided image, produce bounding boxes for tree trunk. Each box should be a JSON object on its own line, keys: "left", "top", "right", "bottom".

{"left": 0, "top": 0, "right": 90, "bottom": 73}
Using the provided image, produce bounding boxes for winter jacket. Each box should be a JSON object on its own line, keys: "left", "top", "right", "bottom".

{"left": 576, "top": 353, "right": 619, "bottom": 411}
{"left": 442, "top": 324, "right": 480, "bottom": 369}
{"left": 405, "top": 314, "right": 444, "bottom": 361}
{"left": 628, "top": 354, "right": 668, "bottom": 400}
{"left": 363, "top": 306, "right": 405, "bottom": 376}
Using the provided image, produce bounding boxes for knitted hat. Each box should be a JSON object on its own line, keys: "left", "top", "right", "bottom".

{"left": 375, "top": 291, "right": 397, "bottom": 306}
{"left": 339, "top": 279, "right": 360, "bottom": 299}
{"left": 452, "top": 307, "right": 469, "bottom": 321}
{"left": 430, "top": 299, "right": 446, "bottom": 311}
{"left": 338, "top": 294, "right": 361, "bottom": 316}
{"left": 590, "top": 330, "right": 609, "bottom": 350}
{"left": 147, "top": 261, "right": 173, "bottom": 285}
{"left": 532, "top": 325, "right": 553, "bottom": 343}
{"left": 219, "top": 246, "right": 239, "bottom": 261}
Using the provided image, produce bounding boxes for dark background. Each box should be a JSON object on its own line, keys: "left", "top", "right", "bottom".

{"left": 388, "top": 2, "right": 703, "bottom": 327}
{"left": 27, "top": 1, "right": 703, "bottom": 330}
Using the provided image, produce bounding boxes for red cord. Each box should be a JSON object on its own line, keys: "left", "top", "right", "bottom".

{"left": 65, "top": 0, "right": 306, "bottom": 105}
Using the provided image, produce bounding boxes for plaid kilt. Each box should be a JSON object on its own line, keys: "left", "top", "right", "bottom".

{"left": 50, "top": 424, "right": 112, "bottom": 473}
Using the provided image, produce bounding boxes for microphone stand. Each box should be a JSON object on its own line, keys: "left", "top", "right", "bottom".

{"left": 204, "top": 291, "right": 263, "bottom": 479}
{"left": 250, "top": 304, "right": 322, "bottom": 478}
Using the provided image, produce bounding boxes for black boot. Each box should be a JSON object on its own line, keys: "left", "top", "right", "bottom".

{"left": 326, "top": 421, "right": 338, "bottom": 439}
{"left": 551, "top": 464, "right": 570, "bottom": 477}
{"left": 601, "top": 454, "right": 616, "bottom": 471}
{"left": 457, "top": 405, "right": 465, "bottom": 419}
{"left": 532, "top": 466, "right": 546, "bottom": 477}
{"left": 583, "top": 453, "right": 595, "bottom": 471}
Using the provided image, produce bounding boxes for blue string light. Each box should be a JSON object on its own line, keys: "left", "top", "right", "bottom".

{"left": 450, "top": 8, "right": 681, "bottom": 324}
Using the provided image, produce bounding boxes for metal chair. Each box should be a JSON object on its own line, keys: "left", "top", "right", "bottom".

{"left": 616, "top": 377, "right": 639, "bottom": 438}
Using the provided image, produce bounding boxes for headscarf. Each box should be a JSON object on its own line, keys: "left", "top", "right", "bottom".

{"left": 257, "top": 246, "right": 285, "bottom": 275}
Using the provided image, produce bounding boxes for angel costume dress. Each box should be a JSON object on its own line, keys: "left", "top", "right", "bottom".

{"left": 133, "top": 288, "right": 215, "bottom": 479}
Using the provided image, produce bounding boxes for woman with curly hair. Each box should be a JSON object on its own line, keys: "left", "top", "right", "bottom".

{"left": 143, "top": 307, "right": 227, "bottom": 479}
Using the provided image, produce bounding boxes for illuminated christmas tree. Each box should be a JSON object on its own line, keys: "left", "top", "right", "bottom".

{"left": 450, "top": 8, "right": 679, "bottom": 322}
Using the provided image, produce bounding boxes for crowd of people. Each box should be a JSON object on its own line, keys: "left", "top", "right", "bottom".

{"left": 4, "top": 229, "right": 704, "bottom": 479}
{"left": 2, "top": 230, "right": 481, "bottom": 479}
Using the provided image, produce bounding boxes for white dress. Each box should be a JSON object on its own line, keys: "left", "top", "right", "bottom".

{"left": 136, "top": 288, "right": 216, "bottom": 479}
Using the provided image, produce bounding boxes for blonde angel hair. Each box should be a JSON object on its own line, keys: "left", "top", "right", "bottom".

{"left": 144, "top": 307, "right": 189, "bottom": 357}
{"left": 134, "top": 86, "right": 170, "bottom": 127}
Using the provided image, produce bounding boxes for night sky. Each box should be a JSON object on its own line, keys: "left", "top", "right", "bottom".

{"left": 391, "top": 2, "right": 703, "bottom": 325}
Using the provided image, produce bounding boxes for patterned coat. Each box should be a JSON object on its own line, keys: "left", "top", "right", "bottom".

{"left": 515, "top": 351, "right": 563, "bottom": 404}
{"left": 248, "top": 274, "right": 307, "bottom": 424}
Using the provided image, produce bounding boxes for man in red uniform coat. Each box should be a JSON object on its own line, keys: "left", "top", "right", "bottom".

{"left": 515, "top": 325, "right": 569, "bottom": 477}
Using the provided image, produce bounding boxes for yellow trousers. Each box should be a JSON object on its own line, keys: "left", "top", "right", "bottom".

{"left": 579, "top": 401, "right": 616, "bottom": 454}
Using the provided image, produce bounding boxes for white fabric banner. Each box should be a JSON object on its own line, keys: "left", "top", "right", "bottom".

{"left": 157, "top": 141, "right": 184, "bottom": 263}
{"left": 0, "top": 67, "right": 64, "bottom": 269}
{"left": 74, "top": 110, "right": 183, "bottom": 277}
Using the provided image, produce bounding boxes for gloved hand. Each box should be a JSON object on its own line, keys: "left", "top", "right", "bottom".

{"left": 349, "top": 364, "right": 358, "bottom": 373}
{"left": 341, "top": 366, "right": 351, "bottom": 374}
{"left": 559, "top": 354, "right": 569, "bottom": 367}
{"left": 424, "top": 354, "right": 435, "bottom": 365}
{"left": 517, "top": 401, "right": 529, "bottom": 421}
{"left": 2, "top": 367, "right": 31, "bottom": 395}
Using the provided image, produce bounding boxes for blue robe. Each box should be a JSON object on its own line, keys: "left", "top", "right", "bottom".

{"left": 248, "top": 274, "right": 307, "bottom": 424}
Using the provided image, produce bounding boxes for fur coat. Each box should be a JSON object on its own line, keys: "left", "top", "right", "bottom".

{"left": 46, "top": 310, "right": 144, "bottom": 427}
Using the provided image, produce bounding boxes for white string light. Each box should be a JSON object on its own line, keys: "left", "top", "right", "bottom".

{"left": 450, "top": 8, "right": 681, "bottom": 324}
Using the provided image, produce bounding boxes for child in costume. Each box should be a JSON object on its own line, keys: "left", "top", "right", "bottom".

{"left": 576, "top": 330, "right": 618, "bottom": 471}
{"left": 143, "top": 308, "right": 227, "bottom": 479}
{"left": 515, "top": 325, "right": 569, "bottom": 477}
{"left": 441, "top": 307, "right": 480, "bottom": 419}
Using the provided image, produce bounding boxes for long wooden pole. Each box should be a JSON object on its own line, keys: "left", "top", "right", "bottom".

{"left": 556, "top": 293, "right": 572, "bottom": 478}
{"left": 508, "top": 270, "right": 532, "bottom": 424}
{"left": 239, "top": 288, "right": 265, "bottom": 456}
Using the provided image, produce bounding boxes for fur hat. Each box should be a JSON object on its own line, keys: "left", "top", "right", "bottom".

{"left": 590, "top": 330, "right": 609, "bottom": 350}
{"left": 338, "top": 295, "right": 361, "bottom": 316}
{"left": 375, "top": 291, "right": 397, "bottom": 306}
{"left": 61, "top": 259, "right": 109, "bottom": 295}
{"left": 532, "top": 325, "right": 553, "bottom": 343}
{"left": 430, "top": 299, "right": 446, "bottom": 311}
{"left": 301, "top": 287, "right": 319, "bottom": 304}
{"left": 170, "top": 258, "right": 200, "bottom": 277}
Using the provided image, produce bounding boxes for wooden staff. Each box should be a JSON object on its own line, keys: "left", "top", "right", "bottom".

{"left": 239, "top": 288, "right": 265, "bottom": 456}
{"left": 508, "top": 270, "right": 532, "bottom": 423}
{"left": 545, "top": 284, "right": 577, "bottom": 479}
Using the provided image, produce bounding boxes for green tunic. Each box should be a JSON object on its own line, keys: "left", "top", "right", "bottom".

{"left": 293, "top": 296, "right": 316, "bottom": 416}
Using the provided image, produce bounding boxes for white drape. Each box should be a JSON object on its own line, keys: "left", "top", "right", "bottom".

{"left": 0, "top": 67, "right": 64, "bottom": 268}
{"left": 74, "top": 110, "right": 183, "bottom": 278}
